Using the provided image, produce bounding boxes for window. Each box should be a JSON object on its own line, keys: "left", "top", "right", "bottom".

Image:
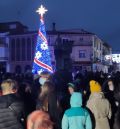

{"left": 16, "top": 38, "right": 21, "bottom": 61}
{"left": 27, "top": 38, "right": 31, "bottom": 61}
{"left": 62, "top": 38, "right": 69, "bottom": 43}
{"left": 79, "top": 38, "right": 83, "bottom": 41}
{"left": 21, "top": 38, "right": 26, "bottom": 61}
{"left": 11, "top": 39, "right": 15, "bottom": 61}
{"left": 79, "top": 50, "right": 86, "bottom": 58}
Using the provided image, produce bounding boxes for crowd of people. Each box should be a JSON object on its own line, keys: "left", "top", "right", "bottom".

{"left": 0, "top": 70, "right": 120, "bottom": 129}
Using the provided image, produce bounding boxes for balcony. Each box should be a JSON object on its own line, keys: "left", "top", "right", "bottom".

{"left": 74, "top": 41, "right": 92, "bottom": 46}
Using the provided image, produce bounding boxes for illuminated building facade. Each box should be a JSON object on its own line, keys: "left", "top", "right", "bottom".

{"left": 0, "top": 22, "right": 112, "bottom": 73}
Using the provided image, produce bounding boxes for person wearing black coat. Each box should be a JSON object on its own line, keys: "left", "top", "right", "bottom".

{"left": 0, "top": 79, "right": 25, "bottom": 129}
{"left": 114, "top": 83, "right": 120, "bottom": 129}
{"left": 102, "top": 78, "right": 117, "bottom": 129}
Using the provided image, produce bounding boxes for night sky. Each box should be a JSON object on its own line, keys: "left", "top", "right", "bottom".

{"left": 0, "top": 0, "right": 120, "bottom": 51}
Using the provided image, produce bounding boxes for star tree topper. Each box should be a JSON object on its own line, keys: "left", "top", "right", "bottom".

{"left": 36, "top": 5, "right": 48, "bottom": 17}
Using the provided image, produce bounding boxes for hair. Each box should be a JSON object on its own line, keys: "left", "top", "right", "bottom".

{"left": 27, "top": 110, "right": 53, "bottom": 129}
{"left": 1, "top": 79, "right": 18, "bottom": 93}
{"left": 102, "top": 78, "right": 114, "bottom": 92}
{"left": 40, "top": 71, "right": 51, "bottom": 80}
{"left": 37, "top": 81, "right": 55, "bottom": 111}
{"left": 39, "top": 81, "right": 55, "bottom": 98}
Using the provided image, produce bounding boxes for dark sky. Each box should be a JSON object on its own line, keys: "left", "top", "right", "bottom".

{"left": 0, "top": 0, "right": 120, "bottom": 51}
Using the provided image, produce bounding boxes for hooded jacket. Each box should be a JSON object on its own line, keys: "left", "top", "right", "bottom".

{"left": 87, "top": 92, "right": 111, "bottom": 129}
{"left": 62, "top": 92, "right": 92, "bottom": 129}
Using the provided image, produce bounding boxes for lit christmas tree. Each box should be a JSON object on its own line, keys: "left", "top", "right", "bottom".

{"left": 32, "top": 5, "right": 53, "bottom": 74}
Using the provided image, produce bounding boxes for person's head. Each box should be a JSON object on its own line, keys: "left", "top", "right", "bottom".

{"left": 108, "top": 80, "right": 114, "bottom": 91}
{"left": 1, "top": 79, "right": 18, "bottom": 95}
{"left": 40, "top": 81, "right": 55, "bottom": 97}
{"left": 89, "top": 80, "right": 102, "bottom": 93}
{"left": 27, "top": 110, "right": 53, "bottom": 129}
{"left": 39, "top": 71, "right": 51, "bottom": 86}
{"left": 68, "top": 79, "right": 81, "bottom": 94}
{"left": 67, "top": 82, "right": 75, "bottom": 94}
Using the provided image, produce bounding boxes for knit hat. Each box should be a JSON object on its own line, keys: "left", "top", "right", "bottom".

{"left": 89, "top": 80, "right": 102, "bottom": 93}
{"left": 67, "top": 82, "right": 75, "bottom": 88}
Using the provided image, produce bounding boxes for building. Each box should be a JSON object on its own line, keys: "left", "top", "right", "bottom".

{"left": 0, "top": 22, "right": 111, "bottom": 73}
{"left": 102, "top": 42, "right": 112, "bottom": 73}
{"left": 0, "top": 22, "right": 35, "bottom": 73}
{"left": 0, "top": 32, "right": 9, "bottom": 73}
{"left": 48, "top": 29, "right": 111, "bottom": 72}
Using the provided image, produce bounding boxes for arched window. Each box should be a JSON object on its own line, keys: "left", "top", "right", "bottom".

{"left": 16, "top": 38, "right": 21, "bottom": 61}
{"left": 21, "top": 38, "right": 26, "bottom": 61}
{"left": 11, "top": 39, "right": 15, "bottom": 61}
{"left": 27, "top": 38, "right": 32, "bottom": 61}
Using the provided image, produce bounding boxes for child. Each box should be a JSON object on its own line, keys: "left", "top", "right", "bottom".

{"left": 62, "top": 92, "right": 92, "bottom": 129}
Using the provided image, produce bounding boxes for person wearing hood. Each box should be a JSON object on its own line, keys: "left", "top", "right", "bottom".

{"left": 62, "top": 92, "right": 92, "bottom": 129}
{"left": 102, "top": 78, "right": 117, "bottom": 128}
{"left": 87, "top": 80, "right": 111, "bottom": 129}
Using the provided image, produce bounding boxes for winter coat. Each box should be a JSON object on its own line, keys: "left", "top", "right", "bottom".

{"left": 87, "top": 92, "right": 111, "bottom": 129}
{"left": 113, "top": 85, "right": 120, "bottom": 129}
{"left": 113, "top": 108, "right": 120, "bottom": 129}
{"left": 0, "top": 94, "right": 25, "bottom": 129}
{"left": 62, "top": 92, "right": 92, "bottom": 129}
